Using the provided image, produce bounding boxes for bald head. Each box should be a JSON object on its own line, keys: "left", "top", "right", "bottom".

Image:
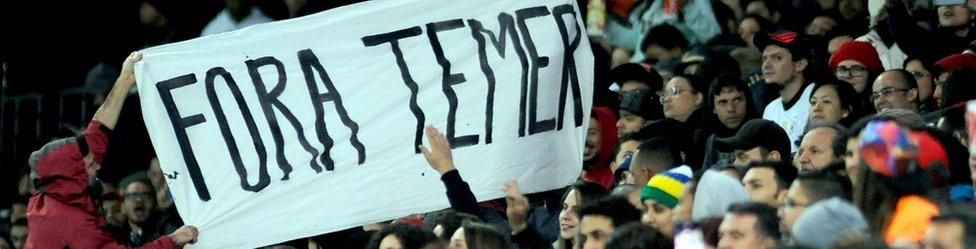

{"left": 872, "top": 70, "right": 918, "bottom": 112}
{"left": 796, "top": 127, "right": 841, "bottom": 172}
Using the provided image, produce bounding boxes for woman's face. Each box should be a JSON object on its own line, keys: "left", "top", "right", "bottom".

{"left": 662, "top": 76, "right": 702, "bottom": 122}
{"left": 835, "top": 60, "right": 870, "bottom": 93}
{"left": 558, "top": 189, "right": 581, "bottom": 239}
{"left": 809, "top": 85, "right": 848, "bottom": 126}
{"left": 641, "top": 199, "right": 676, "bottom": 237}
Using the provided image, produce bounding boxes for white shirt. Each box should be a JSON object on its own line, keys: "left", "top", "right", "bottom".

{"left": 201, "top": 7, "right": 273, "bottom": 36}
{"left": 762, "top": 83, "right": 815, "bottom": 153}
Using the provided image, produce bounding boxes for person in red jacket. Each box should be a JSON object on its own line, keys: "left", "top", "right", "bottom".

{"left": 583, "top": 107, "right": 619, "bottom": 188}
{"left": 25, "top": 52, "right": 199, "bottom": 249}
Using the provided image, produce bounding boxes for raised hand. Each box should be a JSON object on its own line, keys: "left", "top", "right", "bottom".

{"left": 504, "top": 181, "right": 530, "bottom": 233}
{"left": 419, "top": 125, "right": 456, "bottom": 175}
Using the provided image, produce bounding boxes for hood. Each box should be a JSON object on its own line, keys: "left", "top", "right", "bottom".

{"left": 583, "top": 107, "right": 619, "bottom": 188}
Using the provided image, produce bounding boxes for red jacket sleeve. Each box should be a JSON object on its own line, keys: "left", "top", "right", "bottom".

{"left": 84, "top": 120, "right": 111, "bottom": 165}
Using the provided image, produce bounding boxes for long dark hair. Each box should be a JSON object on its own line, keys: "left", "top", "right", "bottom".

{"left": 810, "top": 78, "right": 866, "bottom": 128}
{"left": 556, "top": 181, "right": 609, "bottom": 249}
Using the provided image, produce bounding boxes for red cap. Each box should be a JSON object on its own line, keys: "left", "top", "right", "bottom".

{"left": 935, "top": 53, "right": 976, "bottom": 72}
{"left": 829, "top": 41, "right": 883, "bottom": 73}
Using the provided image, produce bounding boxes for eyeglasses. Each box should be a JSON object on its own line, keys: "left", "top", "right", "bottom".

{"left": 869, "top": 87, "right": 910, "bottom": 102}
{"left": 908, "top": 70, "right": 929, "bottom": 80}
{"left": 835, "top": 65, "right": 867, "bottom": 77}
{"left": 657, "top": 86, "right": 694, "bottom": 104}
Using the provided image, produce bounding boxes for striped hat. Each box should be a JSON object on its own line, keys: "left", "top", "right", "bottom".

{"left": 641, "top": 165, "right": 694, "bottom": 209}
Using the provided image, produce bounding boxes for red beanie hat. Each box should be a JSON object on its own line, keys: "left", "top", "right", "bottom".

{"left": 830, "top": 41, "right": 883, "bottom": 73}
{"left": 934, "top": 53, "right": 976, "bottom": 72}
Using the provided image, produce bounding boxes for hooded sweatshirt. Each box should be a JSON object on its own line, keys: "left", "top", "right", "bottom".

{"left": 26, "top": 121, "right": 175, "bottom": 249}
{"left": 584, "top": 107, "right": 618, "bottom": 188}
{"left": 692, "top": 170, "right": 750, "bottom": 221}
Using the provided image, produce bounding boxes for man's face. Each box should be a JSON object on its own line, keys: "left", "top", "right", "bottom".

{"left": 796, "top": 128, "right": 839, "bottom": 172}
{"left": 905, "top": 60, "right": 934, "bottom": 103}
{"left": 713, "top": 87, "right": 748, "bottom": 129}
{"left": 938, "top": 5, "right": 972, "bottom": 28}
{"left": 616, "top": 110, "right": 645, "bottom": 137}
{"left": 10, "top": 225, "right": 27, "bottom": 249}
{"left": 123, "top": 182, "right": 156, "bottom": 224}
{"left": 718, "top": 213, "right": 772, "bottom": 249}
{"left": 872, "top": 71, "right": 917, "bottom": 112}
{"left": 733, "top": 147, "right": 769, "bottom": 168}
{"left": 923, "top": 220, "right": 965, "bottom": 249}
{"left": 102, "top": 199, "right": 126, "bottom": 226}
{"left": 642, "top": 199, "right": 675, "bottom": 237}
{"left": 743, "top": 167, "right": 784, "bottom": 207}
{"left": 778, "top": 181, "right": 810, "bottom": 235}
{"left": 585, "top": 118, "right": 602, "bottom": 161}
{"left": 762, "top": 45, "right": 801, "bottom": 86}
{"left": 581, "top": 215, "right": 615, "bottom": 249}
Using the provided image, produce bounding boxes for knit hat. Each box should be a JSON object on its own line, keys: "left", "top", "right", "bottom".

{"left": 858, "top": 121, "right": 920, "bottom": 179}
{"left": 692, "top": 170, "right": 750, "bottom": 221}
{"left": 859, "top": 121, "right": 950, "bottom": 177}
{"left": 935, "top": 53, "right": 976, "bottom": 73}
{"left": 829, "top": 41, "right": 883, "bottom": 74}
{"left": 641, "top": 165, "right": 694, "bottom": 209}
{"left": 859, "top": 121, "right": 953, "bottom": 193}
{"left": 792, "top": 197, "right": 869, "bottom": 249}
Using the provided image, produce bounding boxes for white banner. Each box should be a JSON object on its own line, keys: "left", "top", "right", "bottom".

{"left": 135, "top": 0, "right": 593, "bottom": 247}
